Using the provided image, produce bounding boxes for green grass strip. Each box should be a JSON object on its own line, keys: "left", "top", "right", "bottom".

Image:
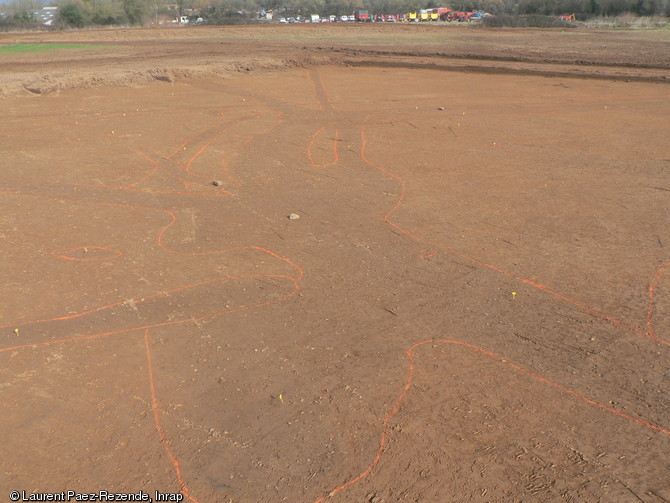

{"left": 0, "top": 43, "right": 113, "bottom": 53}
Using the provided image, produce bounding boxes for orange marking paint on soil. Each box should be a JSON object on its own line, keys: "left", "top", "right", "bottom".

{"left": 0, "top": 274, "right": 300, "bottom": 354}
{"left": 1, "top": 326, "right": 145, "bottom": 354}
{"left": 126, "top": 148, "right": 161, "bottom": 189}
{"left": 0, "top": 103, "right": 307, "bottom": 502}
{"left": 3, "top": 76, "right": 667, "bottom": 503}
{"left": 315, "top": 338, "right": 669, "bottom": 502}
{"left": 307, "top": 127, "right": 340, "bottom": 168}
{"left": 144, "top": 329, "right": 201, "bottom": 503}
{"left": 220, "top": 159, "right": 240, "bottom": 186}
{"left": 419, "top": 249, "right": 437, "bottom": 259}
{"left": 360, "top": 114, "right": 648, "bottom": 339}
{"left": 0, "top": 288, "right": 299, "bottom": 354}
{"left": 154, "top": 210, "right": 304, "bottom": 280}
{"left": 184, "top": 142, "right": 211, "bottom": 174}
{"left": 220, "top": 119, "right": 282, "bottom": 186}
{"left": 51, "top": 246, "right": 123, "bottom": 262}
{"left": 168, "top": 129, "right": 214, "bottom": 159}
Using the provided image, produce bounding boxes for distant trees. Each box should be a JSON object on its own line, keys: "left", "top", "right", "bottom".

{"left": 517, "top": 0, "right": 670, "bottom": 14}
{"left": 444, "top": 0, "right": 669, "bottom": 14}
{"left": 2, "top": 0, "right": 665, "bottom": 30}
{"left": 58, "top": 3, "right": 85, "bottom": 25}
{"left": 448, "top": 0, "right": 507, "bottom": 14}
{"left": 54, "top": 0, "right": 152, "bottom": 26}
{"left": 5, "top": 0, "right": 42, "bottom": 22}
{"left": 52, "top": 0, "right": 159, "bottom": 26}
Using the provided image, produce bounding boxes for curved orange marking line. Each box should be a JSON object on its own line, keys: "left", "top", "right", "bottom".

{"left": 307, "top": 127, "right": 340, "bottom": 169}
{"left": 221, "top": 159, "right": 240, "bottom": 186}
{"left": 3, "top": 210, "right": 302, "bottom": 332}
{"left": 307, "top": 126, "right": 326, "bottom": 164}
{"left": 315, "top": 338, "right": 669, "bottom": 502}
{"left": 126, "top": 148, "right": 161, "bottom": 189}
{"left": 419, "top": 249, "right": 438, "bottom": 259}
{"left": 144, "top": 329, "right": 200, "bottom": 503}
{"left": 51, "top": 246, "right": 124, "bottom": 262}
{"left": 2, "top": 109, "right": 304, "bottom": 503}
{"left": 360, "top": 115, "right": 648, "bottom": 339}
{"left": 220, "top": 133, "right": 267, "bottom": 186}
{"left": 154, "top": 210, "right": 304, "bottom": 280}
{"left": 0, "top": 275, "right": 300, "bottom": 353}
{"left": 168, "top": 137, "right": 199, "bottom": 160}
{"left": 185, "top": 143, "right": 211, "bottom": 174}
{"left": 1, "top": 186, "right": 299, "bottom": 281}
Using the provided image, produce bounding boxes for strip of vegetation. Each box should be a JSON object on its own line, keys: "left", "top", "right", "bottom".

{"left": 0, "top": 43, "right": 111, "bottom": 53}
{"left": 481, "top": 14, "right": 576, "bottom": 28}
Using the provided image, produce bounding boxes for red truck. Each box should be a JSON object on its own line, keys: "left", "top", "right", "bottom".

{"left": 354, "top": 10, "right": 370, "bottom": 22}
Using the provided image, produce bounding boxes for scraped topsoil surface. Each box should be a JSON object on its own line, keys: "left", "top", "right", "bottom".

{"left": 1, "top": 24, "right": 669, "bottom": 96}
{"left": 1, "top": 23, "right": 669, "bottom": 503}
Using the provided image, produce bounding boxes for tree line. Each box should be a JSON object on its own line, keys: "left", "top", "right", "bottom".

{"left": 1, "top": 0, "right": 668, "bottom": 29}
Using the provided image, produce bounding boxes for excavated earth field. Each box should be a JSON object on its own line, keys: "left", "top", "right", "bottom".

{"left": 1, "top": 24, "right": 669, "bottom": 503}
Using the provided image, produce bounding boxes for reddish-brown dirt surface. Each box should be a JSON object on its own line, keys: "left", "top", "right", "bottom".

{"left": 1, "top": 25, "right": 669, "bottom": 503}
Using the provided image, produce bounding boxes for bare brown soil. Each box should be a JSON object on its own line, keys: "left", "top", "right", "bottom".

{"left": 1, "top": 24, "right": 669, "bottom": 503}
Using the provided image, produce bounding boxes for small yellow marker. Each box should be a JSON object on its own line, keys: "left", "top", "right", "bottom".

{"left": 512, "top": 292, "right": 517, "bottom": 299}
{"left": 14, "top": 328, "right": 19, "bottom": 335}
{"left": 84, "top": 247, "right": 88, "bottom": 253}
{"left": 278, "top": 393, "right": 284, "bottom": 404}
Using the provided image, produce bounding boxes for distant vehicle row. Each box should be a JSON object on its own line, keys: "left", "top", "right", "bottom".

{"left": 278, "top": 14, "right": 361, "bottom": 23}
{"left": 274, "top": 9, "right": 490, "bottom": 24}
